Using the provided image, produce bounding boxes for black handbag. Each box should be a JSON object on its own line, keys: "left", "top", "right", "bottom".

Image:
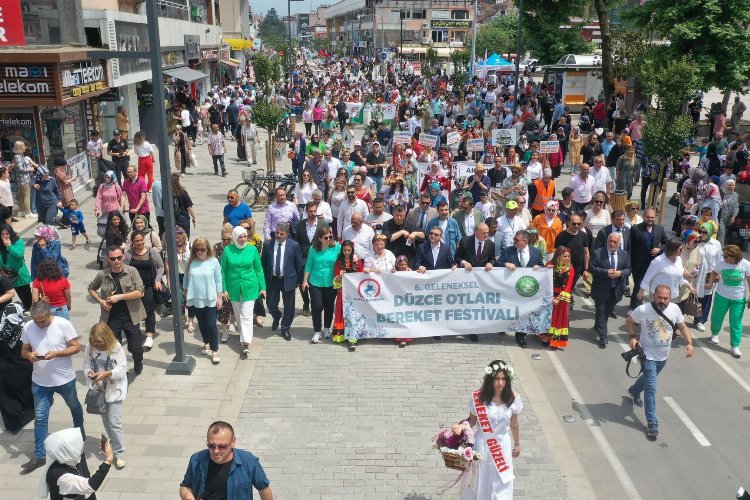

{"left": 85, "top": 388, "right": 105, "bottom": 415}
{"left": 154, "top": 281, "right": 171, "bottom": 305}
{"left": 668, "top": 193, "right": 680, "bottom": 207}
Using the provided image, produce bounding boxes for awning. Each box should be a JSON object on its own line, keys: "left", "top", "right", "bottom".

{"left": 219, "top": 59, "right": 240, "bottom": 68}
{"left": 225, "top": 38, "right": 253, "bottom": 50}
{"left": 163, "top": 66, "right": 209, "bottom": 83}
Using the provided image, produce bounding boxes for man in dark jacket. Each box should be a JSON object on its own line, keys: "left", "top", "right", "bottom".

{"left": 262, "top": 222, "right": 304, "bottom": 340}
{"left": 589, "top": 232, "right": 631, "bottom": 348}
{"left": 628, "top": 208, "right": 668, "bottom": 311}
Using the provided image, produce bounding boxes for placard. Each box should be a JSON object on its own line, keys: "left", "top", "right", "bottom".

{"left": 468, "top": 138, "right": 485, "bottom": 152}
{"left": 539, "top": 140, "right": 559, "bottom": 154}
{"left": 447, "top": 131, "right": 460, "bottom": 145}
{"left": 491, "top": 129, "right": 517, "bottom": 147}
{"left": 67, "top": 151, "right": 93, "bottom": 193}
{"left": 419, "top": 133, "right": 439, "bottom": 148}
{"left": 393, "top": 131, "right": 412, "bottom": 144}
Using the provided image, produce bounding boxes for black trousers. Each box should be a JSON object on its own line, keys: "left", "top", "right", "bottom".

{"left": 112, "top": 158, "right": 129, "bottom": 185}
{"left": 14, "top": 284, "right": 32, "bottom": 310}
{"left": 107, "top": 313, "right": 143, "bottom": 362}
{"left": 594, "top": 288, "right": 618, "bottom": 344}
{"left": 141, "top": 286, "right": 156, "bottom": 333}
{"left": 309, "top": 285, "right": 336, "bottom": 332}
{"left": 630, "top": 268, "right": 646, "bottom": 311}
{"left": 266, "top": 277, "right": 296, "bottom": 330}
{"left": 640, "top": 175, "right": 653, "bottom": 207}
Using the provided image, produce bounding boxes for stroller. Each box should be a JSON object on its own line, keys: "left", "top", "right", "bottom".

{"left": 95, "top": 214, "right": 109, "bottom": 269}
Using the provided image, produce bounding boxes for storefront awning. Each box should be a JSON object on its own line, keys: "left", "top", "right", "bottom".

{"left": 225, "top": 38, "right": 253, "bottom": 50}
{"left": 219, "top": 59, "right": 240, "bottom": 68}
{"left": 164, "top": 66, "right": 208, "bottom": 83}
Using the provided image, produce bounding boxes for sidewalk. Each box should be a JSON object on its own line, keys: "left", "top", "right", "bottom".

{"left": 0, "top": 126, "right": 571, "bottom": 499}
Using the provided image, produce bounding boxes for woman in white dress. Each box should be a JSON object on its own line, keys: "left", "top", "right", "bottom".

{"left": 461, "top": 360, "right": 522, "bottom": 500}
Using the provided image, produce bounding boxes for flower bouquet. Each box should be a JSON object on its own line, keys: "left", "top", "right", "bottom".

{"left": 434, "top": 421, "right": 480, "bottom": 471}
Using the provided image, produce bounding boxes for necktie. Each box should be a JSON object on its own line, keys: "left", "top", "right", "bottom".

{"left": 519, "top": 250, "right": 525, "bottom": 267}
{"left": 419, "top": 211, "right": 426, "bottom": 229}
{"left": 476, "top": 241, "right": 483, "bottom": 262}
{"left": 610, "top": 252, "right": 616, "bottom": 288}
{"left": 274, "top": 242, "right": 282, "bottom": 277}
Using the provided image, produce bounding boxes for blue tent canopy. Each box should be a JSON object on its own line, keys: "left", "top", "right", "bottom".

{"left": 476, "top": 53, "right": 512, "bottom": 68}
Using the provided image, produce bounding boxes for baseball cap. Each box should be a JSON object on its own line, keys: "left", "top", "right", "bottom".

{"left": 113, "top": 129, "right": 121, "bottom": 135}
{"left": 405, "top": 149, "right": 413, "bottom": 155}
{"left": 354, "top": 141, "right": 362, "bottom": 147}
{"left": 505, "top": 200, "right": 518, "bottom": 209}
{"left": 372, "top": 141, "right": 380, "bottom": 146}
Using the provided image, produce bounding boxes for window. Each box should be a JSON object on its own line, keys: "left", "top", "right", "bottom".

{"left": 450, "top": 30, "right": 466, "bottom": 43}
{"left": 451, "top": 10, "right": 469, "bottom": 20}
{"left": 412, "top": 10, "right": 427, "bottom": 19}
{"left": 432, "top": 29, "right": 448, "bottom": 43}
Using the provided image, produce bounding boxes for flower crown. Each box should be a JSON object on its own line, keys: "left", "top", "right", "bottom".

{"left": 484, "top": 361, "right": 514, "bottom": 381}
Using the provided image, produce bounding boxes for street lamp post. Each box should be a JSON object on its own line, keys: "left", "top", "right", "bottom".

{"left": 390, "top": 10, "right": 404, "bottom": 68}
{"left": 469, "top": 0, "right": 478, "bottom": 78}
{"left": 514, "top": 0, "right": 524, "bottom": 103}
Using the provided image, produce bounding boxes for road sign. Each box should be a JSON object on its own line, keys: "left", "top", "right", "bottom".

{"left": 380, "top": 52, "right": 387, "bottom": 61}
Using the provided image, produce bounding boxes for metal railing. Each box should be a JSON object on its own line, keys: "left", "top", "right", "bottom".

{"left": 157, "top": 0, "right": 189, "bottom": 22}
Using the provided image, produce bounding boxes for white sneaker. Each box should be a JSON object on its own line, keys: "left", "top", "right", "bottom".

{"left": 710, "top": 335, "right": 719, "bottom": 345}
{"left": 228, "top": 322, "right": 236, "bottom": 332}
{"left": 242, "top": 345, "right": 251, "bottom": 355}
{"left": 201, "top": 345, "right": 210, "bottom": 355}
{"left": 695, "top": 322, "right": 705, "bottom": 332}
{"left": 323, "top": 327, "right": 331, "bottom": 339}
{"left": 311, "top": 332, "right": 321, "bottom": 344}
{"left": 221, "top": 329, "right": 230, "bottom": 342}
{"left": 25, "top": 213, "right": 37, "bottom": 219}
{"left": 732, "top": 347, "right": 742, "bottom": 358}
{"left": 115, "top": 458, "right": 126, "bottom": 469}
{"left": 143, "top": 336, "right": 154, "bottom": 349}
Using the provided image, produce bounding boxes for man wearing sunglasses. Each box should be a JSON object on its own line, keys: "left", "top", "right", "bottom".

{"left": 180, "top": 421, "right": 272, "bottom": 500}
{"left": 88, "top": 246, "right": 146, "bottom": 375}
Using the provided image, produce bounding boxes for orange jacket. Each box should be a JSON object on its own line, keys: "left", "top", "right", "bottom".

{"left": 531, "top": 213, "right": 564, "bottom": 253}
{"left": 531, "top": 178, "right": 556, "bottom": 212}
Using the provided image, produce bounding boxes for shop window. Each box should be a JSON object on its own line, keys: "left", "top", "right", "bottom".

{"left": 432, "top": 29, "right": 448, "bottom": 43}
{"left": 451, "top": 10, "right": 469, "bottom": 20}
{"left": 40, "top": 103, "right": 86, "bottom": 161}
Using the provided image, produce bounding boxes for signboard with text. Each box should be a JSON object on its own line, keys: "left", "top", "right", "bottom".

{"left": 539, "top": 140, "right": 560, "bottom": 154}
{"left": 0, "top": 0, "right": 25, "bottom": 47}
{"left": 60, "top": 61, "right": 108, "bottom": 102}
{"left": 431, "top": 20, "right": 471, "bottom": 28}
{"left": 491, "top": 129, "right": 517, "bottom": 147}
{"left": 468, "top": 138, "right": 484, "bottom": 152}
{"left": 67, "top": 151, "right": 93, "bottom": 193}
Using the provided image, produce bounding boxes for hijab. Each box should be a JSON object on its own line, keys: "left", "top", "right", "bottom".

{"left": 232, "top": 226, "right": 248, "bottom": 249}
{"left": 699, "top": 221, "right": 715, "bottom": 240}
{"left": 37, "top": 428, "right": 83, "bottom": 498}
{"left": 133, "top": 214, "right": 152, "bottom": 236}
{"left": 101, "top": 170, "right": 117, "bottom": 190}
{"left": 34, "top": 225, "right": 56, "bottom": 243}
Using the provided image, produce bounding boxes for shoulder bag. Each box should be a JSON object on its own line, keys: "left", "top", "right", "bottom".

{"left": 85, "top": 352, "right": 110, "bottom": 415}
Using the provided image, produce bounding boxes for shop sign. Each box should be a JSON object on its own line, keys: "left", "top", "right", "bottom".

{"left": 431, "top": 10, "right": 450, "bottom": 20}
{"left": 0, "top": 64, "right": 55, "bottom": 99}
{"left": 162, "top": 50, "right": 185, "bottom": 67}
{"left": 225, "top": 38, "right": 252, "bottom": 50}
{"left": 0, "top": 111, "right": 36, "bottom": 151}
{"left": 98, "top": 88, "right": 120, "bottom": 102}
{"left": 0, "top": 0, "right": 25, "bottom": 46}
{"left": 431, "top": 20, "right": 471, "bottom": 28}
{"left": 202, "top": 49, "right": 218, "bottom": 60}
{"left": 61, "top": 61, "right": 106, "bottom": 98}
{"left": 185, "top": 35, "right": 201, "bottom": 60}
{"left": 298, "top": 14, "right": 310, "bottom": 36}
{"left": 115, "top": 21, "right": 150, "bottom": 77}
{"left": 67, "top": 150, "right": 93, "bottom": 193}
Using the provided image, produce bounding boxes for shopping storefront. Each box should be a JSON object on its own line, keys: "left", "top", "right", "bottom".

{"left": 0, "top": 49, "right": 109, "bottom": 192}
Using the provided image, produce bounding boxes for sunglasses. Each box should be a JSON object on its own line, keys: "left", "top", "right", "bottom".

{"left": 108, "top": 256, "right": 124, "bottom": 261}
{"left": 570, "top": 222, "right": 582, "bottom": 226}
{"left": 594, "top": 200, "right": 604, "bottom": 204}
{"left": 221, "top": 238, "right": 231, "bottom": 242}
{"left": 207, "top": 443, "right": 230, "bottom": 450}
{"left": 196, "top": 248, "right": 207, "bottom": 252}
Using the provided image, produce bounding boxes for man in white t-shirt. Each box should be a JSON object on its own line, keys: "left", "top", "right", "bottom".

{"left": 626, "top": 285, "right": 693, "bottom": 441}
{"left": 591, "top": 155, "right": 612, "bottom": 195}
{"left": 20, "top": 301, "right": 83, "bottom": 471}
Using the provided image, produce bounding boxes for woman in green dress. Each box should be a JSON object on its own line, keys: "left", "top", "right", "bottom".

{"left": 220, "top": 226, "right": 266, "bottom": 357}
{"left": 0, "top": 224, "right": 32, "bottom": 310}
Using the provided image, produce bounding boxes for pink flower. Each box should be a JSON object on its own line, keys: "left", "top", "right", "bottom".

{"left": 463, "top": 447, "right": 474, "bottom": 461}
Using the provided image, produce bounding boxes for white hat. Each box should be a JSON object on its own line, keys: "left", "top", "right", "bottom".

{"left": 405, "top": 149, "right": 413, "bottom": 155}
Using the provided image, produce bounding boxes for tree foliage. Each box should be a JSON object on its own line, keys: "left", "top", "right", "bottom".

{"left": 624, "top": 0, "right": 750, "bottom": 93}
{"left": 518, "top": 0, "right": 594, "bottom": 65}
{"left": 450, "top": 48, "right": 471, "bottom": 89}
{"left": 468, "top": 14, "right": 517, "bottom": 58}
{"left": 252, "top": 54, "right": 277, "bottom": 94}
{"left": 422, "top": 47, "right": 438, "bottom": 91}
{"left": 252, "top": 99, "right": 285, "bottom": 136}
{"left": 258, "top": 8, "right": 288, "bottom": 49}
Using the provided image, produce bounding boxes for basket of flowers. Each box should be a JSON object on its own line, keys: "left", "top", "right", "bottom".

{"left": 434, "top": 421, "right": 480, "bottom": 471}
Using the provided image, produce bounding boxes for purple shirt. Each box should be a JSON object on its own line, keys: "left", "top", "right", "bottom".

{"left": 123, "top": 176, "right": 150, "bottom": 214}
{"left": 263, "top": 200, "right": 299, "bottom": 238}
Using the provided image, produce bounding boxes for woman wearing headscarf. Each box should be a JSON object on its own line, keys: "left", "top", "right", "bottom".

{"left": 0, "top": 301, "right": 33, "bottom": 433}
{"left": 220, "top": 226, "right": 266, "bottom": 356}
{"left": 428, "top": 181, "right": 447, "bottom": 208}
{"left": 30, "top": 226, "right": 69, "bottom": 280}
{"left": 213, "top": 223, "right": 237, "bottom": 340}
{"left": 691, "top": 222, "right": 722, "bottom": 332}
{"left": 0, "top": 224, "right": 32, "bottom": 310}
{"left": 128, "top": 214, "right": 161, "bottom": 251}
{"left": 718, "top": 179, "right": 739, "bottom": 244}
{"left": 33, "top": 166, "right": 62, "bottom": 225}
{"left": 82, "top": 323, "right": 128, "bottom": 469}
{"left": 94, "top": 171, "right": 122, "bottom": 218}
{"left": 38, "top": 427, "right": 113, "bottom": 499}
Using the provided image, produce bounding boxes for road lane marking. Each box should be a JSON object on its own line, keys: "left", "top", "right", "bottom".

{"left": 701, "top": 340, "right": 750, "bottom": 394}
{"left": 548, "top": 352, "right": 642, "bottom": 500}
{"left": 663, "top": 396, "right": 711, "bottom": 447}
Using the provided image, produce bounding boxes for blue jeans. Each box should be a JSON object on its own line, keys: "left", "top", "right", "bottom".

{"left": 50, "top": 305, "right": 70, "bottom": 320}
{"left": 629, "top": 358, "right": 667, "bottom": 428}
{"left": 369, "top": 175, "right": 384, "bottom": 196}
{"left": 193, "top": 306, "right": 219, "bottom": 352}
{"left": 31, "top": 379, "right": 84, "bottom": 458}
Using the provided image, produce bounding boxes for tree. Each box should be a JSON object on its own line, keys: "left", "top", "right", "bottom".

{"left": 450, "top": 48, "right": 471, "bottom": 97}
{"left": 518, "top": 0, "right": 593, "bottom": 65}
{"left": 422, "top": 47, "right": 437, "bottom": 94}
{"left": 591, "top": 0, "right": 624, "bottom": 105}
{"left": 625, "top": 0, "right": 750, "bottom": 95}
{"left": 252, "top": 99, "right": 286, "bottom": 171}
{"left": 253, "top": 54, "right": 277, "bottom": 94}
{"left": 258, "top": 8, "right": 288, "bottom": 49}
{"left": 468, "top": 14, "right": 517, "bottom": 58}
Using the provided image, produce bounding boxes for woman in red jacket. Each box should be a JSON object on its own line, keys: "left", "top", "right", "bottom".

{"left": 546, "top": 133, "right": 565, "bottom": 178}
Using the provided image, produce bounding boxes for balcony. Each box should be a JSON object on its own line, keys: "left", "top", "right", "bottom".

{"left": 157, "top": 0, "right": 207, "bottom": 24}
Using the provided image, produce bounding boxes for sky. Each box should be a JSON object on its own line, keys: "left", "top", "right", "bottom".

{"left": 252, "top": 0, "right": 330, "bottom": 17}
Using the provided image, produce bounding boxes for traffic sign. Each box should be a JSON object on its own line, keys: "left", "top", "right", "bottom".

{"left": 380, "top": 52, "right": 387, "bottom": 61}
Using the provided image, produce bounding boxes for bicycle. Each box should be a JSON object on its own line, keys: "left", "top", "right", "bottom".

{"left": 235, "top": 170, "right": 296, "bottom": 210}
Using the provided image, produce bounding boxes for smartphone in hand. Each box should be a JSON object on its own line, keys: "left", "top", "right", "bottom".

{"left": 100, "top": 434, "right": 108, "bottom": 452}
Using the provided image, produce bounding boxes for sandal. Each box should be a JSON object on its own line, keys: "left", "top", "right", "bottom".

{"left": 70, "top": 244, "right": 76, "bottom": 250}
{"left": 201, "top": 344, "right": 210, "bottom": 355}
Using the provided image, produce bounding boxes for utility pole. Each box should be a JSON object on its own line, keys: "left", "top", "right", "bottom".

{"left": 390, "top": 10, "right": 404, "bottom": 68}
{"left": 514, "top": 0, "right": 524, "bottom": 103}
{"left": 469, "top": 0, "right": 478, "bottom": 78}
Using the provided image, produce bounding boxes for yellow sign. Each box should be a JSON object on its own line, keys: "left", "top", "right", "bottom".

{"left": 71, "top": 82, "right": 103, "bottom": 97}
{"left": 226, "top": 38, "right": 253, "bottom": 50}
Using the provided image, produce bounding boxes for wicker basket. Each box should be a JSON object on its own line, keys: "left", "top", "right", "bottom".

{"left": 441, "top": 451, "right": 466, "bottom": 471}
{"left": 242, "top": 169, "right": 258, "bottom": 183}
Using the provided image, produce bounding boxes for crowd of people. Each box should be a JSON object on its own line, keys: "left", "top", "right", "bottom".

{"left": 0, "top": 48, "right": 748, "bottom": 499}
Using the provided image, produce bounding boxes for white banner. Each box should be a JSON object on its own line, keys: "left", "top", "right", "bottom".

{"left": 372, "top": 103, "right": 397, "bottom": 120}
{"left": 345, "top": 102, "right": 364, "bottom": 118}
{"left": 539, "top": 140, "right": 560, "bottom": 154}
{"left": 343, "top": 268, "right": 553, "bottom": 339}
{"left": 67, "top": 151, "right": 92, "bottom": 193}
{"left": 447, "top": 131, "right": 461, "bottom": 145}
{"left": 394, "top": 131, "right": 412, "bottom": 144}
{"left": 491, "top": 129, "right": 517, "bottom": 147}
{"left": 468, "top": 138, "right": 485, "bottom": 152}
{"left": 419, "top": 133, "right": 439, "bottom": 148}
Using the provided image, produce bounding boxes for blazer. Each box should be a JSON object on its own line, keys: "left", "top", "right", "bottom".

{"left": 454, "top": 236, "right": 496, "bottom": 267}
{"left": 629, "top": 222, "right": 668, "bottom": 271}
{"left": 452, "top": 208, "right": 485, "bottom": 238}
{"left": 497, "top": 245, "right": 544, "bottom": 268}
{"left": 589, "top": 246, "right": 632, "bottom": 302}
{"left": 594, "top": 224, "right": 631, "bottom": 252}
{"left": 261, "top": 238, "right": 304, "bottom": 292}
{"left": 295, "top": 219, "right": 329, "bottom": 258}
{"left": 291, "top": 138, "right": 307, "bottom": 166}
{"left": 405, "top": 206, "right": 437, "bottom": 231}
{"left": 414, "top": 241, "right": 455, "bottom": 270}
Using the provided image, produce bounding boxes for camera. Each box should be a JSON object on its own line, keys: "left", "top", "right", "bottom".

{"left": 621, "top": 344, "right": 645, "bottom": 363}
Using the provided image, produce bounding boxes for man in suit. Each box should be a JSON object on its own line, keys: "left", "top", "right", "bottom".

{"left": 261, "top": 222, "right": 304, "bottom": 340}
{"left": 289, "top": 131, "right": 306, "bottom": 179}
{"left": 589, "top": 232, "right": 632, "bottom": 348}
{"left": 498, "top": 229, "right": 544, "bottom": 348}
{"left": 594, "top": 209, "right": 630, "bottom": 252}
{"left": 454, "top": 223, "right": 496, "bottom": 343}
{"left": 406, "top": 192, "right": 437, "bottom": 232}
{"left": 452, "top": 195, "right": 485, "bottom": 239}
{"left": 628, "top": 208, "right": 668, "bottom": 311}
{"left": 425, "top": 200, "right": 462, "bottom": 257}
{"left": 295, "top": 201, "right": 329, "bottom": 315}
{"left": 415, "top": 226, "right": 457, "bottom": 272}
